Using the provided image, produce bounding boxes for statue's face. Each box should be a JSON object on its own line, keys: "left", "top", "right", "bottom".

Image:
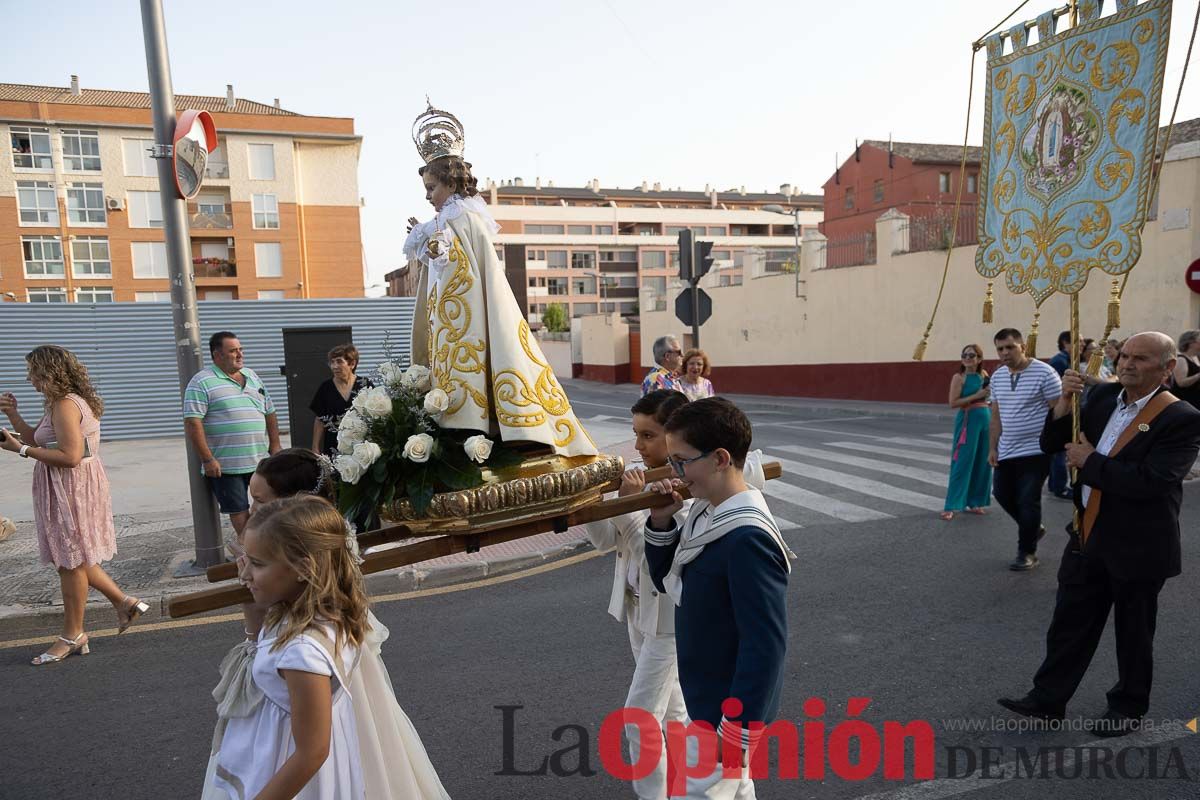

{"left": 424, "top": 175, "right": 454, "bottom": 211}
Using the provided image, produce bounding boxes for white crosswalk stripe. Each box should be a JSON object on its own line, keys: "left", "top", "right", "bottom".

{"left": 775, "top": 516, "right": 801, "bottom": 531}
{"left": 821, "top": 441, "right": 948, "bottom": 465}
{"left": 771, "top": 457, "right": 945, "bottom": 511}
{"left": 929, "top": 433, "right": 955, "bottom": 440}
{"left": 762, "top": 479, "right": 893, "bottom": 523}
{"left": 876, "top": 436, "right": 952, "bottom": 451}
{"left": 772, "top": 445, "right": 947, "bottom": 486}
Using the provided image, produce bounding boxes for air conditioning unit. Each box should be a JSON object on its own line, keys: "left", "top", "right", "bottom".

{"left": 105, "top": 196, "right": 124, "bottom": 211}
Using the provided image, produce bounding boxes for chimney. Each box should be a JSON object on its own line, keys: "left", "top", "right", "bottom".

{"left": 855, "top": 139, "right": 861, "bottom": 162}
{"left": 739, "top": 185, "right": 746, "bottom": 196}
{"left": 640, "top": 180, "right": 648, "bottom": 192}
{"left": 704, "top": 183, "right": 710, "bottom": 193}
{"left": 780, "top": 183, "right": 792, "bottom": 196}
{"left": 70, "top": 75, "right": 80, "bottom": 96}
{"left": 835, "top": 152, "right": 840, "bottom": 185}
{"left": 514, "top": 177, "right": 524, "bottom": 187}
{"left": 710, "top": 189, "right": 718, "bottom": 208}
{"left": 548, "top": 180, "right": 554, "bottom": 188}
{"left": 653, "top": 181, "right": 661, "bottom": 191}
{"left": 490, "top": 182, "right": 498, "bottom": 204}
{"left": 273, "top": 98, "right": 281, "bottom": 109}
{"left": 888, "top": 133, "right": 894, "bottom": 169}
{"left": 226, "top": 84, "right": 236, "bottom": 110}
{"left": 591, "top": 178, "right": 599, "bottom": 191}
{"left": 535, "top": 176, "right": 542, "bottom": 189}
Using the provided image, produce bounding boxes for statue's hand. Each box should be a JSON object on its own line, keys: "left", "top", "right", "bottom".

{"left": 406, "top": 216, "right": 420, "bottom": 233}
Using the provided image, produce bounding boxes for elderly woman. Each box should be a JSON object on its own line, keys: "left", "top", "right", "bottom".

{"left": 308, "top": 343, "right": 372, "bottom": 458}
{"left": 0, "top": 346, "right": 148, "bottom": 665}
{"left": 1172, "top": 330, "right": 1200, "bottom": 411}
{"left": 641, "top": 335, "right": 684, "bottom": 396}
{"left": 679, "top": 348, "right": 715, "bottom": 401}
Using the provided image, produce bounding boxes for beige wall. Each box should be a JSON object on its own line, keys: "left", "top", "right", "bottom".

{"left": 295, "top": 140, "right": 361, "bottom": 207}
{"left": 537, "top": 337, "right": 573, "bottom": 379}
{"left": 640, "top": 149, "right": 1200, "bottom": 368}
{"left": 580, "top": 313, "right": 630, "bottom": 366}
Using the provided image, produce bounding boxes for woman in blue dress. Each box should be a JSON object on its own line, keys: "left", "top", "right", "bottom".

{"left": 941, "top": 343, "right": 993, "bottom": 521}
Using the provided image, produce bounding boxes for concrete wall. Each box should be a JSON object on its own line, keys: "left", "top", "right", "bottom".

{"left": 537, "top": 336, "right": 573, "bottom": 380}
{"left": 579, "top": 312, "right": 630, "bottom": 383}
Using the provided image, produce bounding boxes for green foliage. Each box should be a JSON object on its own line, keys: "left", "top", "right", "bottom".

{"left": 542, "top": 302, "right": 568, "bottom": 332}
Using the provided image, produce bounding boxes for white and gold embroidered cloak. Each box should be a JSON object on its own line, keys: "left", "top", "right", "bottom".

{"left": 410, "top": 207, "right": 597, "bottom": 457}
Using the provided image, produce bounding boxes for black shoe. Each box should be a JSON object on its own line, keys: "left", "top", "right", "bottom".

{"left": 1091, "top": 709, "right": 1143, "bottom": 738}
{"left": 1010, "top": 552, "right": 1039, "bottom": 571}
{"left": 997, "top": 694, "right": 1065, "bottom": 721}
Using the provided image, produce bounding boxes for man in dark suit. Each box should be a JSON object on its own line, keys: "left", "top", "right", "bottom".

{"left": 998, "top": 332, "right": 1200, "bottom": 737}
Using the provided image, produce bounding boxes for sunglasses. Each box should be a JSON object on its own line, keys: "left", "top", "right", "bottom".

{"left": 668, "top": 450, "right": 713, "bottom": 477}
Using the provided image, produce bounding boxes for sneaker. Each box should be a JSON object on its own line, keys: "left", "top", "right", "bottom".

{"left": 0, "top": 517, "right": 15, "bottom": 543}
{"left": 1009, "top": 552, "right": 1039, "bottom": 571}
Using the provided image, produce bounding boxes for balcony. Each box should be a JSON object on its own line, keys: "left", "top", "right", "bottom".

{"left": 193, "top": 258, "right": 237, "bottom": 279}
{"left": 189, "top": 203, "right": 233, "bottom": 230}
{"left": 205, "top": 161, "right": 230, "bottom": 180}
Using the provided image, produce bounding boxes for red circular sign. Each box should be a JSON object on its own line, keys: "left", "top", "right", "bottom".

{"left": 1187, "top": 259, "right": 1200, "bottom": 294}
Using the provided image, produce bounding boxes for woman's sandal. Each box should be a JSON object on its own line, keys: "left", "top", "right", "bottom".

{"left": 965, "top": 507, "right": 987, "bottom": 515}
{"left": 117, "top": 595, "right": 150, "bottom": 634}
{"left": 31, "top": 632, "right": 89, "bottom": 665}
{"left": 939, "top": 511, "right": 955, "bottom": 521}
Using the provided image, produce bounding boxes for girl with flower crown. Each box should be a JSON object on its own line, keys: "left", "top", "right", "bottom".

{"left": 403, "top": 103, "right": 597, "bottom": 458}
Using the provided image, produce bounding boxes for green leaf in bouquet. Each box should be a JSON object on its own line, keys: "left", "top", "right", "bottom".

{"left": 406, "top": 468, "right": 436, "bottom": 516}
{"left": 484, "top": 443, "right": 525, "bottom": 469}
{"left": 436, "top": 455, "right": 482, "bottom": 490}
{"left": 371, "top": 459, "right": 388, "bottom": 483}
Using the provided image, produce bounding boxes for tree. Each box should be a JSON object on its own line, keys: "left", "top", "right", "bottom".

{"left": 542, "top": 302, "right": 568, "bottom": 332}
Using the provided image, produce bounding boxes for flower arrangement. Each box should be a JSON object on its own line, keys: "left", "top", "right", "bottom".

{"left": 331, "top": 361, "right": 522, "bottom": 522}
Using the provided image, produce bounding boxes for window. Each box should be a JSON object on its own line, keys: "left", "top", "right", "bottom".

{"left": 66, "top": 182, "right": 106, "bottom": 224}
{"left": 10, "top": 126, "right": 52, "bottom": 169}
{"left": 205, "top": 140, "right": 229, "bottom": 179}
{"left": 844, "top": 188, "right": 855, "bottom": 209}
{"left": 572, "top": 302, "right": 597, "bottom": 315}
{"left": 643, "top": 276, "right": 667, "bottom": 295}
{"left": 258, "top": 290, "right": 285, "bottom": 300}
{"left": 595, "top": 225, "right": 614, "bottom": 235}
{"left": 567, "top": 224, "right": 591, "bottom": 235}
{"left": 599, "top": 249, "right": 638, "bottom": 263}
{"left": 28, "top": 288, "right": 67, "bottom": 303}
{"left": 712, "top": 250, "right": 732, "bottom": 261}
{"left": 197, "top": 194, "right": 225, "bottom": 215}
{"left": 202, "top": 290, "right": 234, "bottom": 301}
{"left": 572, "top": 276, "right": 596, "bottom": 295}
{"left": 22, "top": 236, "right": 64, "bottom": 276}
{"left": 75, "top": 287, "right": 114, "bottom": 303}
{"left": 546, "top": 250, "right": 568, "bottom": 268}
{"left": 131, "top": 242, "right": 169, "bottom": 278}
{"left": 525, "top": 224, "right": 565, "bottom": 235}
{"left": 61, "top": 129, "right": 101, "bottom": 171}
{"left": 967, "top": 173, "right": 978, "bottom": 194}
{"left": 666, "top": 226, "right": 688, "bottom": 236}
{"left": 135, "top": 291, "right": 171, "bottom": 302}
{"left": 691, "top": 226, "right": 705, "bottom": 236}
{"left": 873, "top": 180, "right": 885, "bottom": 204}
{"left": 939, "top": 172, "right": 951, "bottom": 193}
{"left": 17, "top": 181, "right": 58, "bottom": 225}
{"left": 571, "top": 251, "right": 595, "bottom": 270}
{"left": 641, "top": 251, "right": 667, "bottom": 269}
{"left": 71, "top": 236, "right": 111, "bottom": 277}
{"left": 707, "top": 226, "right": 726, "bottom": 235}
{"left": 527, "top": 249, "right": 545, "bottom": 261}
{"left": 248, "top": 143, "right": 276, "bottom": 180}
{"left": 254, "top": 242, "right": 283, "bottom": 277}
{"left": 252, "top": 193, "right": 279, "bottom": 229}
{"left": 122, "top": 138, "right": 156, "bottom": 176}
{"left": 547, "top": 277, "right": 568, "bottom": 295}
{"left": 128, "top": 191, "right": 164, "bottom": 228}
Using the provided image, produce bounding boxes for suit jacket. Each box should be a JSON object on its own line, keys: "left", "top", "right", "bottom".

{"left": 1040, "top": 382, "right": 1200, "bottom": 582}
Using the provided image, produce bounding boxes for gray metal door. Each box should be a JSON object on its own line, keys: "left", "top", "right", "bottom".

{"left": 282, "top": 327, "right": 352, "bottom": 450}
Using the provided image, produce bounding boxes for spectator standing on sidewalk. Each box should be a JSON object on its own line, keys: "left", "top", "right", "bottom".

{"left": 0, "top": 347, "right": 150, "bottom": 665}
{"left": 1170, "top": 329, "right": 1200, "bottom": 411}
{"left": 941, "top": 343, "right": 992, "bottom": 521}
{"left": 1045, "top": 330, "right": 1073, "bottom": 500}
{"left": 184, "top": 331, "right": 281, "bottom": 540}
{"left": 308, "top": 343, "right": 371, "bottom": 459}
{"left": 679, "top": 349, "right": 715, "bottom": 401}
{"left": 641, "top": 336, "right": 684, "bottom": 396}
{"left": 989, "top": 328, "right": 1062, "bottom": 571}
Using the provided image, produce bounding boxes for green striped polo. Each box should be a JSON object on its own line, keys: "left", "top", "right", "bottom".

{"left": 183, "top": 365, "right": 276, "bottom": 475}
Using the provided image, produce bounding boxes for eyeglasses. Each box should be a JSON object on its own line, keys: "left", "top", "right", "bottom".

{"left": 665, "top": 350, "right": 682, "bottom": 357}
{"left": 668, "top": 450, "right": 713, "bottom": 477}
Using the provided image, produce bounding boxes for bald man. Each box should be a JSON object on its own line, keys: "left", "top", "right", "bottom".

{"left": 998, "top": 332, "right": 1200, "bottom": 737}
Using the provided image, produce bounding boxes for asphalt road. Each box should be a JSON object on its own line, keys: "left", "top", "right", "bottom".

{"left": 1, "top": 390, "right": 1198, "bottom": 799}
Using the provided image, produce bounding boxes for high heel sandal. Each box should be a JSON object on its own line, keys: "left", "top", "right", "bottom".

{"left": 31, "top": 632, "right": 89, "bottom": 665}
{"left": 117, "top": 595, "right": 150, "bottom": 634}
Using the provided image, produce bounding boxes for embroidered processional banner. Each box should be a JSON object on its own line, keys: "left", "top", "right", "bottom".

{"left": 975, "top": 0, "right": 1171, "bottom": 305}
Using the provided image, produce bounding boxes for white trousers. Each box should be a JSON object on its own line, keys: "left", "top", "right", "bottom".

{"left": 625, "top": 597, "right": 687, "bottom": 800}
{"left": 673, "top": 724, "right": 757, "bottom": 800}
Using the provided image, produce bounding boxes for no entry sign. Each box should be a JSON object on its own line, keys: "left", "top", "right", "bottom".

{"left": 1187, "top": 259, "right": 1200, "bottom": 294}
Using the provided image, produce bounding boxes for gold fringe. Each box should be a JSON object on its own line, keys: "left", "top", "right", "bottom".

{"left": 982, "top": 282, "right": 994, "bottom": 324}
{"left": 913, "top": 335, "right": 929, "bottom": 362}
{"left": 1107, "top": 279, "right": 1121, "bottom": 330}
{"left": 1026, "top": 311, "right": 1040, "bottom": 359}
{"left": 1086, "top": 349, "right": 1104, "bottom": 376}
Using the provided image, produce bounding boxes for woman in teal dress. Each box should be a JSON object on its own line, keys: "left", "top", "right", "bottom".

{"left": 941, "top": 343, "right": 993, "bottom": 520}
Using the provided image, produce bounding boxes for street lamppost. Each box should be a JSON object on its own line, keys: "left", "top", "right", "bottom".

{"left": 584, "top": 270, "right": 609, "bottom": 313}
{"left": 763, "top": 203, "right": 804, "bottom": 298}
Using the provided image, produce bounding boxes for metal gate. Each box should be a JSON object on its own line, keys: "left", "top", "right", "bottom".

{"left": 0, "top": 298, "right": 414, "bottom": 440}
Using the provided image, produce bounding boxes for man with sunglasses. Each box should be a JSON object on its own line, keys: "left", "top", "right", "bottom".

{"left": 642, "top": 336, "right": 685, "bottom": 396}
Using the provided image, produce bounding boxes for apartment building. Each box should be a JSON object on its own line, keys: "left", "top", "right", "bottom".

{"left": 0, "top": 78, "right": 363, "bottom": 304}
{"left": 483, "top": 180, "right": 823, "bottom": 321}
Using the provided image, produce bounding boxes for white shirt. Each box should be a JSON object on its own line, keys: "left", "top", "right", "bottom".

{"left": 1082, "top": 389, "right": 1155, "bottom": 507}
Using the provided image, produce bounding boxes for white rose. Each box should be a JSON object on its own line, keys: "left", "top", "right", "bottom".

{"left": 352, "top": 441, "right": 383, "bottom": 470}
{"left": 359, "top": 386, "right": 393, "bottom": 419}
{"left": 423, "top": 388, "right": 451, "bottom": 416}
{"left": 463, "top": 435, "right": 493, "bottom": 464}
{"left": 403, "top": 365, "right": 432, "bottom": 392}
{"left": 403, "top": 433, "right": 434, "bottom": 463}
{"left": 378, "top": 361, "right": 403, "bottom": 387}
{"left": 338, "top": 409, "right": 368, "bottom": 439}
{"left": 334, "top": 454, "right": 365, "bottom": 484}
{"left": 336, "top": 428, "right": 361, "bottom": 455}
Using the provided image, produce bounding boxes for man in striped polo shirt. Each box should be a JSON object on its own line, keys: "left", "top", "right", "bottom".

{"left": 183, "top": 331, "right": 281, "bottom": 536}
{"left": 989, "top": 328, "right": 1062, "bottom": 571}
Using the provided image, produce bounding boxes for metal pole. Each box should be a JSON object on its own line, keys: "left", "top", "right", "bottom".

{"left": 140, "top": 0, "right": 224, "bottom": 570}
{"left": 1069, "top": 293, "right": 1082, "bottom": 537}
{"left": 792, "top": 208, "right": 802, "bottom": 298}
{"left": 690, "top": 278, "right": 700, "bottom": 348}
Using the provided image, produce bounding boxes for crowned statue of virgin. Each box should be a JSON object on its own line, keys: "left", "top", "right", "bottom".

{"left": 403, "top": 103, "right": 597, "bottom": 457}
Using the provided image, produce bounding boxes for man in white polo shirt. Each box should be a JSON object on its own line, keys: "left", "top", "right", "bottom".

{"left": 989, "top": 328, "right": 1062, "bottom": 571}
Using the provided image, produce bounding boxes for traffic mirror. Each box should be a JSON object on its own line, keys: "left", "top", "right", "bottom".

{"left": 172, "top": 110, "right": 217, "bottom": 199}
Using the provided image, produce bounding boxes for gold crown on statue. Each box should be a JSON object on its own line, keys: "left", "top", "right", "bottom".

{"left": 412, "top": 99, "right": 465, "bottom": 163}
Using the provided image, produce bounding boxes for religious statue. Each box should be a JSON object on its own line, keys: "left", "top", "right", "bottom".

{"left": 403, "top": 103, "right": 598, "bottom": 457}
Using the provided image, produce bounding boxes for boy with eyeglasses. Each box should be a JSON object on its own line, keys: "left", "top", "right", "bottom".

{"left": 644, "top": 397, "right": 790, "bottom": 798}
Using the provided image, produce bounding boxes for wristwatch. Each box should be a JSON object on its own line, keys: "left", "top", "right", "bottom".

{"left": 18, "top": 445, "right": 31, "bottom": 458}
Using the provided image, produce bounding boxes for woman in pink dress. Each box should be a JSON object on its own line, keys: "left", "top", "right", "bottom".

{"left": 0, "top": 346, "right": 148, "bottom": 665}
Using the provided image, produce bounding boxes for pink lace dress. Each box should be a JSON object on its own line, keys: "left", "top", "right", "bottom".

{"left": 31, "top": 394, "right": 117, "bottom": 569}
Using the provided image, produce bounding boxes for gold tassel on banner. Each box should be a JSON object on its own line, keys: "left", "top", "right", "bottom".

{"left": 982, "top": 282, "right": 994, "bottom": 324}
{"left": 1107, "top": 279, "right": 1121, "bottom": 330}
{"left": 1026, "top": 311, "right": 1040, "bottom": 359}
{"left": 913, "top": 325, "right": 930, "bottom": 361}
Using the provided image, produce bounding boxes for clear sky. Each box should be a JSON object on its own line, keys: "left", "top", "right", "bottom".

{"left": 2, "top": 0, "right": 1196, "bottom": 293}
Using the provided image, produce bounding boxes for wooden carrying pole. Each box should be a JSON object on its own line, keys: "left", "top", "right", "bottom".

{"left": 168, "top": 462, "right": 784, "bottom": 618}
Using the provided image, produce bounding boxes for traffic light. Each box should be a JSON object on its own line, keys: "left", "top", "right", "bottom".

{"left": 677, "top": 229, "right": 693, "bottom": 282}
{"left": 694, "top": 240, "right": 714, "bottom": 281}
